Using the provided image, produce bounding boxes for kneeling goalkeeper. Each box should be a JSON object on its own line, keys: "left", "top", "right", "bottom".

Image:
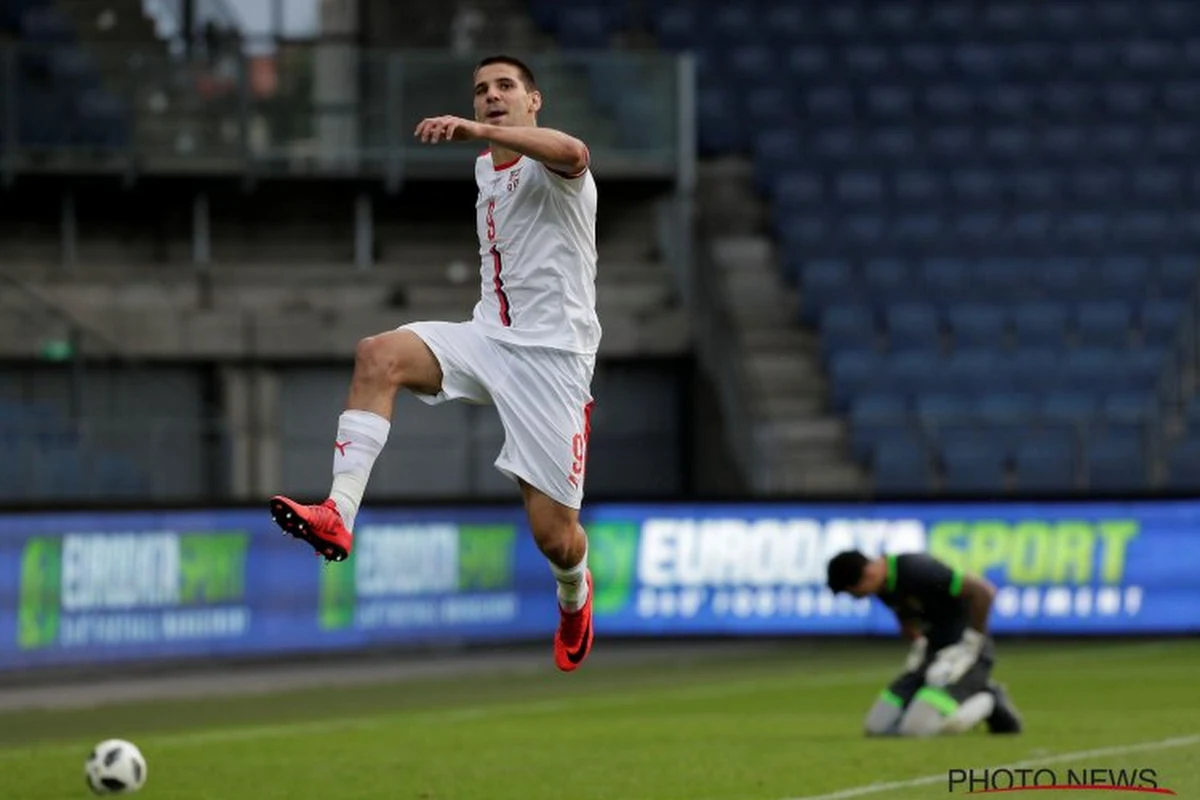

{"left": 826, "top": 549, "right": 1023, "bottom": 737}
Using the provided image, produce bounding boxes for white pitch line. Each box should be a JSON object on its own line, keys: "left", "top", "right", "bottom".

{"left": 781, "top": 733, "right": 1200, "bottom": 800}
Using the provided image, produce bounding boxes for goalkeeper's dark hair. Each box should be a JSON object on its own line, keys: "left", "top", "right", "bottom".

{"left": 475, "top": 55, "right": 538, "bottom": 91}
{"left": 826, "top": 550, "right": 869, "bottom": 594}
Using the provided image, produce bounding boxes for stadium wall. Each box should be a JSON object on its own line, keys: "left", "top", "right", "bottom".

{"left": 2, "top": 497, "right": 1196, "bottom": 673}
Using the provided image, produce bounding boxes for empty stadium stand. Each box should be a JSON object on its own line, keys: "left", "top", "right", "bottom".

{"left": 527, "top": 0, "right": 1200, "bottom": 494}
{"left": 0, "top": 1, "right": 695, "bottom": 502}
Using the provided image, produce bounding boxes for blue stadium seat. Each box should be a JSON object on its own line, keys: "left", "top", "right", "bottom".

{"left": 1155, "top": 256, "right": 1197, "bottom": 296}
{"left": 1075, "top": 301, "right": 1133, "bottom": 348}
{"left": 1123, "top": 348, "right": 1167, "bottom": 391}
{"left": 916, "top": 393, "right": 974, "bottom": 427}
{"left": 829, "top": 350, "right": 883, "bottom": 409}
{"left": 1095, "top": 257, "right": 1151, "bottom": 299}
{"left": 844, "top": 45, "right": 889, "bottom": 76}
{"left": 1090, "top": 436, "right": 1149, "bottom": 490}
{"left": 1067, "top": 169, "right": 1123, "bottom": 204}
{"left": 1140, "top": 299, "right": 1186, "bottom": 346}
{"left": 873, "top": 435, "right": 932, "bottom": 493}
{"left": 1063, "top": 348, "right": 1120, "bottom": 394}
{"left": 95, "top": 454, "right": 148, "bottom": 497}
{"left": 1166, "top": 440, "right": 1200, "bottom": 489}
{"left": 603, "top": 0, "right": 1200, "bottom": 495}
{"left": 1014, "top": 436, "right": 1077, "bottom": 493}
{"left": 886, "top": 303, "right": 942, "bottom": 352}
{"left": 862, "top": 259, "right": 910, "bottom": 303}
{"left": 1040, "top": 391, "right": 1099, "bottom": 425}
{"left": 1104, "top": 391, "right": 1156, "bottom": 426}
{"left": 976, "top": 392, "right": 1039, "bottom": 426}
{"left": 821, "top": 304, "right": 877, "bottom": 354}
{"left": 729, "top": 44, "right": 776, "bottom": 82}
{"left": 894, "top": 169, "right": 941, "bottom": 205}
{"left": 707, "top": 5, "right": 758, "bottom": 42}
{"left": 652, "top": 6, "right": 697, "bottom": 49}
{"left": 897, "top": 43, "right": 944, "bottom": 76}
{"left": 1012, "top": 348, "right": 1063, "bottom": 390}
{"left": 800, "top": 259, "right": 856, "bottom": 318}
{"left": 884, "top": 350, "right": 944, "bottom": 395}
{"left": 948, "top": 348, "right": 1006, "bottom": 392}
{"left": 774, "top": 170, "right": 823, "bottom": 208}
{"left": 939, "top": 439, "right": 1007, "bottom": 494}
{"left": 835, "top": 171, "right": 885, "bottom": 205}
{"left": 947, "top": 304, "right": 1007, "bottom": 349}
{"left": 893, "top": 213, "right": 942, "bottom": 249}
{"left": 807, "top": 86, "right": 855, "bottom": 120}
{"left": 848, "top": 392, "right": 908, "bottom": 460}
{"left": 556, "top": 7, "right": 609, "bottom": 48}
{"left": 764, "top": 5, "right": 806, "bottom": 42}
{"left": 1014, "top": 302, "right": 1069, "bottom": 348}
{"left": 919, "top": 259, "right": 972, "bottom": 304}
{"left": 785, "top": 44, "right": 830, "bottom": 79}
{"left": 745, "top": 86, "right": 792, "bottom": 128}
{"left": 755, "top": 130, "right": 801, "bottom": 194}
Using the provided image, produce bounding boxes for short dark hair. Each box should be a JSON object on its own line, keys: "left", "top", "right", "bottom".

{"left": 475, "top": 55, "right": 538, "bottom": 91}
{"left": 827, "top": 550, "right": 869, "bottom": 594}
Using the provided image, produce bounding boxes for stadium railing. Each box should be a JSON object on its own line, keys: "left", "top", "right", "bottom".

{"left": 0, "top": 43, "right": 688, "bottom": 183}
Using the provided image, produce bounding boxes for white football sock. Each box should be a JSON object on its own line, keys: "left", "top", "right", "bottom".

{"left": 328, "top": 409, "right": 390, "bottom": 532}
{"left": 549, "top": 544, "right": 589, "bottom": 612}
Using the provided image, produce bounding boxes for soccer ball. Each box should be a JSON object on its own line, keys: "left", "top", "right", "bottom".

{"left": 84, "top": 739, "right": 147, "bottom": 795}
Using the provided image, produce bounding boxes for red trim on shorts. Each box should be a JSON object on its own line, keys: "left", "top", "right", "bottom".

{"left": 491, "top": 246, "right": 513, "bottom": 326}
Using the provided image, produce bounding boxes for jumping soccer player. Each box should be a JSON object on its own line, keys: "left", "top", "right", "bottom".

{"left": 826, "top": 549, "right": 1024, "bottom": 737}
{"left": 269, "top": 55, "right": 599, "bottom": 672}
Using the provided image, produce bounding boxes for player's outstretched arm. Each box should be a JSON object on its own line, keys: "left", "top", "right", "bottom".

{"left": 413, "top": 115, "right": 588, "bottom": 177}
{"left": 479, "top": 124, "right": 589, "bottom": 176}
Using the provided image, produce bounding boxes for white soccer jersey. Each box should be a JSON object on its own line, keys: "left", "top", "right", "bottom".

{"left": 471, "top": 151, "right": 602, "bottom": 355}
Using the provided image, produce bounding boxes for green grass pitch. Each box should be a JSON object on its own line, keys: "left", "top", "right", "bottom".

{"left": 2, "top": 639, "right": 1197, "bottom": 800}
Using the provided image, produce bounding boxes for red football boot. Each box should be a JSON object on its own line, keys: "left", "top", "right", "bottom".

{"left": 554, "top": 570, "right": 594, "bottom": 672}
{"left": 269, "top": 496, "right": 353, "bottom": 562}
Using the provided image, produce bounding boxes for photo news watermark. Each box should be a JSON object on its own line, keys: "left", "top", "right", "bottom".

{"left": 948, "top": 767, "right": 1175, "bottom": 795}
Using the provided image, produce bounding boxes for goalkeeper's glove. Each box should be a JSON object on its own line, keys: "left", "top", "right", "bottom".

{"left": 904, "top": 636, "right": 927, "bottom": 673}
{"left": 925, "top": 629, "right": 986, "bottom": 687}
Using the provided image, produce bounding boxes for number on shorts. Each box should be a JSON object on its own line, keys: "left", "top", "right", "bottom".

{"left": 569, "top": 401, "right": 595, "bottom": 485}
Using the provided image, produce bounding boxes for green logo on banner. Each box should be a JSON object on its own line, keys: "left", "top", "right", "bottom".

{"left": 180, "top": 532, "right": 249, "bottom": 604}
{"left": 19, "top": 537, "right": 62, "bottom": 650}
{"left": 318, "top": 524, "right": 519, "bottom": 631}
{"left": 16, "top": 531, "right": 249, "bottom": 650}
{"left": 459, "top": 525, "right": 517, "bottom": 591}
{"left": 587, "top": 521, "right": 639, "bottom": 615}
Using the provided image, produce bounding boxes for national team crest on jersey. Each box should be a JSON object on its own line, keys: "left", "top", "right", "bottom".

{"left": 507, "top": 168, "right": 522, "bottom": 192}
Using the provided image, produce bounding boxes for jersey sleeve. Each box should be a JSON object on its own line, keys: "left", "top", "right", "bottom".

{"left": 537, "top": 145, "right": 591, "bottom": 193}
{"left": 888, "top": 553, "right": 964, "bottom": 602}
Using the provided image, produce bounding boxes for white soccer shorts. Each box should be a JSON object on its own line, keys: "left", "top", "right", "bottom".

{"left": 399, "top": 320, "right": 596, "bottom": 509}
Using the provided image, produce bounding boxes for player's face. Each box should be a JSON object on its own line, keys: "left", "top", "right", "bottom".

{"left": 846, "top": 561, "right": 886, "bottom": 597}
{"left": 473, "top": 63, "right": 541, "bottom": 127}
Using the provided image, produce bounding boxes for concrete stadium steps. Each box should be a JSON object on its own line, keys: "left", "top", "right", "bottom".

{"left": 698, "top": 161, "right": 866, "bottom": 494}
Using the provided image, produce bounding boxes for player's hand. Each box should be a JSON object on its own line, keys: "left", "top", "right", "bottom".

{"left": 904, "top": 636, "right": 927, "bottom": 673}
{"left": 414, "top": 115, "right": 485, "bottom": 144}
{"left": 925, "top": 629, "right": 985, "bottom": 687}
